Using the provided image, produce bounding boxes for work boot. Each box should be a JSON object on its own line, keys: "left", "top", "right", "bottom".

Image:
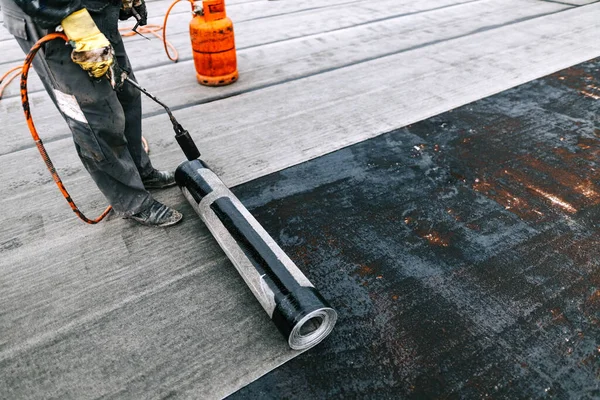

{"left": 127, "top": 199, "right": 183, "bottom": 227}
{"left": 141, "top": 169, "right": 176, "bottom": 189}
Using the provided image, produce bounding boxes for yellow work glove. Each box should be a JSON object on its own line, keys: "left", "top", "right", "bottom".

{"left": 61, "top": 9, "right": 114, "bottom": 79}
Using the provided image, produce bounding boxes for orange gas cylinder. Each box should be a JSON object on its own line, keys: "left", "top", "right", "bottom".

{"left": 190, "top": 0, "right": 238, "bottom": 86}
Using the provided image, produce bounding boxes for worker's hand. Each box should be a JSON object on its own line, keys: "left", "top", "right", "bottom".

{"left": 119, "top": 0, "right": 148, "bottom": 26}
{"left": 61, "top": 9, "right": 114, "bottom": 79}
{"left": 107, "top": 60, "right": 129, "bottom": 91}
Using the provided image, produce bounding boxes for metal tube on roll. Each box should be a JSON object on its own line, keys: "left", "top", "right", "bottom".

{"left": 175, "top": 159, "right": 337, "bottom": 350}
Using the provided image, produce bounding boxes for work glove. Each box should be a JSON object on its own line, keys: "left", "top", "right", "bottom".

{"left": 61, "top": 9, "right": 114, "bottom": 79}
{"left": 119, "top": 0, "right": 148, "bottom": 26}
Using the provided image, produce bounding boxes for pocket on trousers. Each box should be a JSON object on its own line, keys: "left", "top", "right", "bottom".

{"left": 2, "top": 9, "right": 28, "bottom": 40}
{"left": 53, "top": 89, "right": 106, "bottom": 162}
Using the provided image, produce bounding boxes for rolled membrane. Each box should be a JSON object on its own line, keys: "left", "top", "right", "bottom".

{"left": 175, "top": 159, "right": 337, "bottom": 350}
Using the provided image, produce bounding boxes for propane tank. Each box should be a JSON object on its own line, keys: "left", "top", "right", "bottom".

{"left": 190, "top": 0, "right": 239, "bottom": 86}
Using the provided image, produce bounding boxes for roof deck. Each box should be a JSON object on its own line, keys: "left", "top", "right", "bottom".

{"left": 1, "top": 0, "right": 600, "bottom": 398}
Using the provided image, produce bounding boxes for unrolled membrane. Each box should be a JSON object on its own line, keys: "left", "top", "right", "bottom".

{"left": 175, "top": 159, "right": 337, "bottom": 350}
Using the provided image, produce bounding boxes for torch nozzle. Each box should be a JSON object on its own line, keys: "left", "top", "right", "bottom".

{"left": 124, "top": 77, "right": 201, "bottom": 160}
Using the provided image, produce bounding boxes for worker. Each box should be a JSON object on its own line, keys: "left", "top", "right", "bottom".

{"left": 1, "top": 0, "right": 183, "bottom": 227}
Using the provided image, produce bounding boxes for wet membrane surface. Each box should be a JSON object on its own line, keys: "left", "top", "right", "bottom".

{"left": 228, "top": 59, "right": 600, "bottom": 399}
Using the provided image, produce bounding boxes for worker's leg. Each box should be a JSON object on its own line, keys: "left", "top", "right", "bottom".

{"left": 111, "top": 37, "right": 177, "bottom": 189}
{"left": 3, "top": 2, "right": 180, "bottom": 225}
{"left": 3, "top": 3, "right": 153, "bottom": 216}
{"left": 111, "top": 41, "right": 154, "bottom": 180}
{"left": 42, "top": 37, "right": 155, "bottom": 216}
{"left": 91, "top": 4, "right": 162, "bottom": 182}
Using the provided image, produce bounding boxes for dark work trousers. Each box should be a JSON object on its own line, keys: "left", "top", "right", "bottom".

{"left": 1, "top": 0, "right": 155, "bottom": 216}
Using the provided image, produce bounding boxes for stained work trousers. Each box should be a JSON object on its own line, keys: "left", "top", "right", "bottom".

{"left": 1, "top": 0, "right": 155, "bottom": 216}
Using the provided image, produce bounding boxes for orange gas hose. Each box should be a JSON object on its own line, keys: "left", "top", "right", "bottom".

{"left": 0, "top": 65, "right": 22, "bottom": 99}
{"left": 118, "top": 23, "right": 179, "bottom": 60}
{"left": 162, "top": 0, "right": 195, "bottom": 62}
{"left": 21, "top": 33, "right": 112, "bottom": 224}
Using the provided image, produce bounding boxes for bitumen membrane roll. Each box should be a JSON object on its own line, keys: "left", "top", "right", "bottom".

{"left": 175, "top": 159, "right": 337, "bottom": 350}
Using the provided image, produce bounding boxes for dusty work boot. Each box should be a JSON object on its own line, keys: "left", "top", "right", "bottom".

{"left": 141, "top": 169, "right": 177, "bottom": 189}
{"left": 127, "top": 199, "right": 183, "bottom": 227}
